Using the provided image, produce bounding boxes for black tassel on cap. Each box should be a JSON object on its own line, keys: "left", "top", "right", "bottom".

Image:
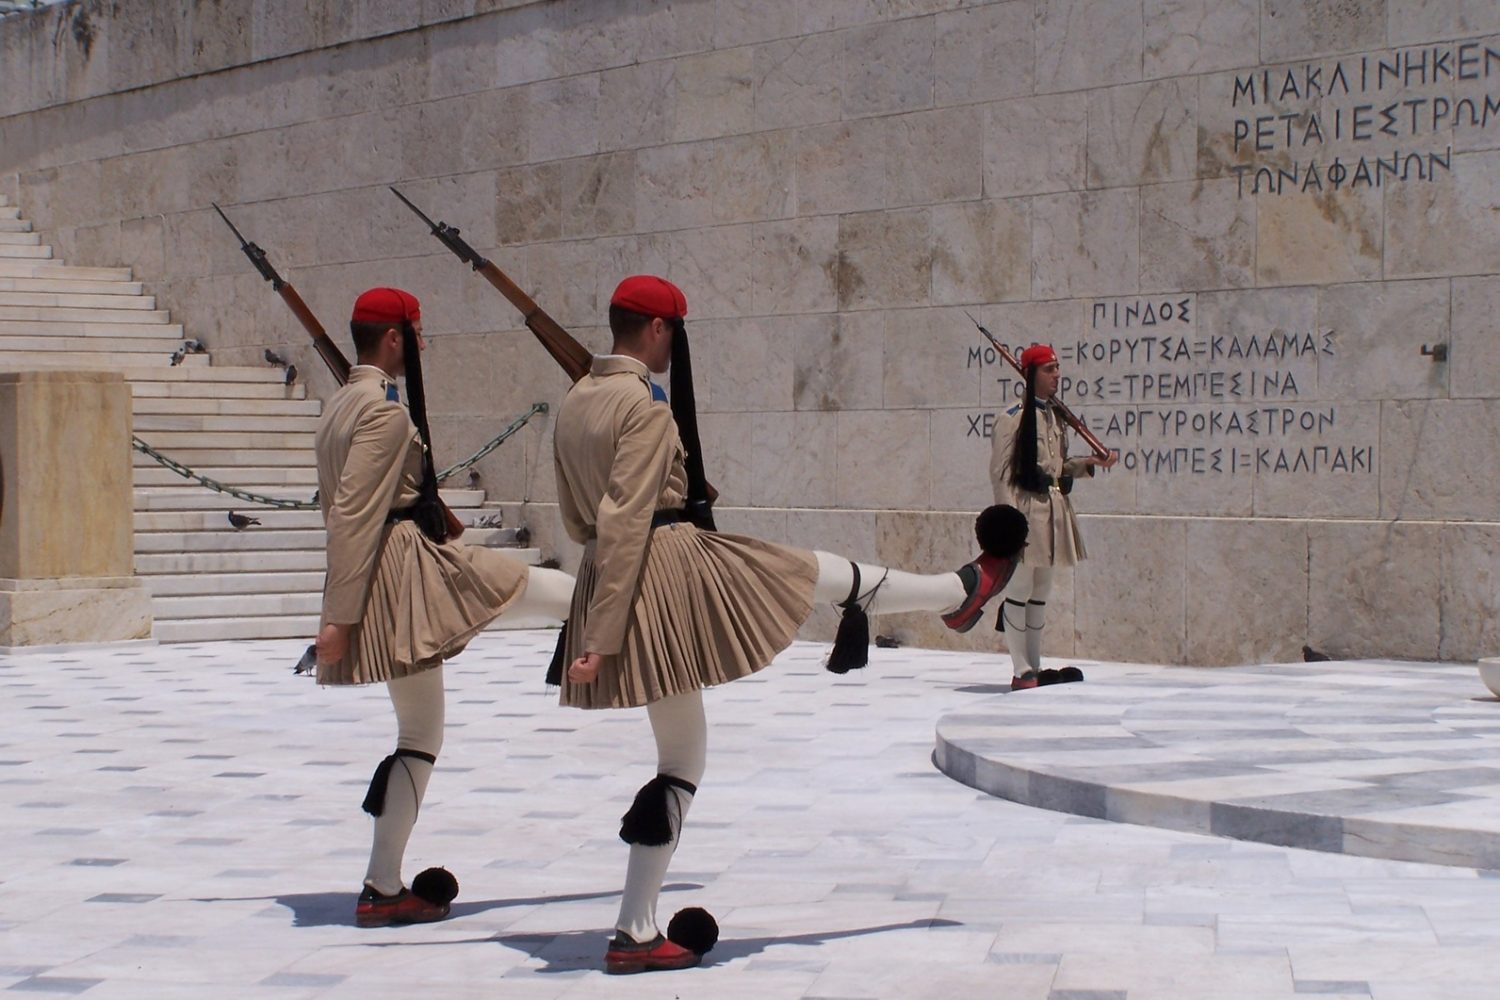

{"left": 619, "top": 774, "right": 698, "bottom": 846}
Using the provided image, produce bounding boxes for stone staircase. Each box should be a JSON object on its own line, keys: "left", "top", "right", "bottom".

{"left": 0, "top": 193, "right": 540, "bottom": 643}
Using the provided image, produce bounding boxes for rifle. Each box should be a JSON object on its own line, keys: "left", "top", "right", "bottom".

{"left": 214, "top": 203, "right": 463, "bottom": 538}
{"left": 212, "top": 203, "right": 350, "bottom": 384}
{"left": 390, "top": 187, "right": 720, "bottom": 504}
{"left": 964, "top": 311, "right": 1112, "bottom": 462}
{"left": 388, "top": 187, "right": 592, "bottom": 380}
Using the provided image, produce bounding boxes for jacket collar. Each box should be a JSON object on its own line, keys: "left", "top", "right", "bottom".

{"left": 591, "top": 354, "right": 650, "bottom": 381}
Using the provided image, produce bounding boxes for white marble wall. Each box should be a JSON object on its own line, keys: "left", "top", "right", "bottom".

{"left": 3, "top": 0, "right": 1499, "bottom": 664}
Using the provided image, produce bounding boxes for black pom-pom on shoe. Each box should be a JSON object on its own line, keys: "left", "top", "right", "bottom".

{"left": 975, "top": 504, "right": 1028, "bottom": 559}
{"left": 667, "top": 906, "right": 719, "bottom": 955}
{"left": 411, "top": 866, "right": 459, "bottom": 906}
{"left": 1036, "top": 668, "right": 1062, "bottom": 686}
{"left": 1057, "top": 666, "right": 1085, "bottom": 683}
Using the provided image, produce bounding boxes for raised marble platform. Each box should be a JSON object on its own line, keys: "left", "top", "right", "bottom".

{"left": 936, "top": 660, "right": 1500, "bottom": 870}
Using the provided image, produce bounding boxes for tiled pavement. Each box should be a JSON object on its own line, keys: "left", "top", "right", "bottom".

{"left": 936, "top": 660, "right": 1500, "bottom": 870}
{"left": 3, "top": 633, "right": 1499, "bottom": 999}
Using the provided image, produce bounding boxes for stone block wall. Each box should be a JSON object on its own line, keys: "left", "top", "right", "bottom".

{"left": 3, "top": 0, "right": 1499, "bottom": 664}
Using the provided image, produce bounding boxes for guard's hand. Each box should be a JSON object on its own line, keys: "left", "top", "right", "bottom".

{"left": 1091, "top": 450, "right": 1120, "bottom": 469}
{"left": 568, "top": 652, "right": 604, "bottom": 684}
{"left": 316, "top": 622, "right": 350, "bottom": 665}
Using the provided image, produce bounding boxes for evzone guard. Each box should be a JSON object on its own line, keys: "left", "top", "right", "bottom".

{"left": 312, "top": 287, "right": 578, "bottom": 926}
{"left": 990, "top": 344, "right": 1117, "bottom": 690}
{"left": 551, "top": 275, "right": 1029, "bottom": 973}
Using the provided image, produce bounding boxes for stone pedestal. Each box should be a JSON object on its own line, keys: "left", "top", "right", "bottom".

{"left": 0, "top": 371, "right": 151, "bottom": 645}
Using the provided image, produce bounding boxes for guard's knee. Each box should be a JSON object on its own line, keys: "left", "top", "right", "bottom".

{"left": 361, "top": 748, "right": 437, "bottom": 817}
{"left": 619, "top": 774, "right": 698, "bottom": 846}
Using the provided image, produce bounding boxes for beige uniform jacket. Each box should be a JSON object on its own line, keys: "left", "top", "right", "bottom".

{"left": 313, "top": 365, "right": 527, "bottom": 685}
{"left": 553, "top": 355, "right": 687, "bottom": 656}
{"left": 316, "top": 366, "right": 423, "bottom": 625}
{"left": 990, "top": 399, "right": 1093, "bottom": 567}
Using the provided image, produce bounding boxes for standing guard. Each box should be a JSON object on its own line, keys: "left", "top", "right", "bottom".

{"left": 990, "top": 344, "right": 1117, "bottom": 690}
{"left": 313, "top": 287, "right": 576, "bottom": 926}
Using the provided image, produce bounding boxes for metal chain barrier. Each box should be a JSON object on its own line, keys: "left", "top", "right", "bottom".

{"left": 130, "top": 401, "right": 549, "bottom": 509}
{"left": 437, "top": 402, "right": 547, "bottom": 481}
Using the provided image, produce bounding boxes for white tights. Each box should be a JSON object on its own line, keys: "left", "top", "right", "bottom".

{"left": 364, "top": 666, "right": 446, "bottom": 896}
{"left": 997, "top": 566, "right": 1054, "bottom": 677}
{"left": 361, "top": 567, "right": 574, "bottom": 896}
{"left": 615, "top": 689, "right": 708, "bottom": 943}
{"left": 810, "top": 551, "right": 966, "bottom": 616}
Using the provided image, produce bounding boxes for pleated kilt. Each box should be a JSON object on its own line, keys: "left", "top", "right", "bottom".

{"left": 559, "top": 522, "right": 819, "bottom": 710}
{"left": 317, "top": 521, "right": 530, "bottom": 686}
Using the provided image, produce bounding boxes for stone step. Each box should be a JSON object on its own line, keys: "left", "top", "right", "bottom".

{"left": 0, "top": 304, "right": 169, "bottom": 324}
{"left": 0, "top": 334, "right": 186, "bottom": 354}
{"left": 133, "top": 412, "right": 321, "bottom": 433}
{"left": 152, "top": 608, "right": 553, "bottom": 642}
{"left": 0, "top": 261, "right": 131, "bottom": 280}
{"left": 132, "top": 448, "right": 312, "bottom": 468}
{"left": 134, "top": 546, "right": 539, "bottom": 577}
{"left": 0, "top": 231, "right": 41, "bottom": 246}
{"left": 135, "top": 550, "right": 327, "bottom": 574}
{"left": 152, "top": 615, "right": 323, "bottom": 642}
{"left": 128, "top": 380, "right": 306, "bottom": 400}
{"left": 133, "top": 465, "right": 318, "bottom": 486}
{"left": 121, "top": 364, "right": 294, "bottom": 384}
{"left": 0, "top": 245, "right": 54, "bottom": 259}
{"left": 143, "top": 571, "right": 326, "bottom": 597}
{"left": 132, "top": 488, "right": 486, "bottom": 512}
{"left": 0, "top": 319, "right": 184, "bottom": 339}
{"left": 133, "top": 429, "right": 314, "bottom": 450}
{"left": 0, "top": 205, "right": 18, "bottom": 219}
{"left": 0, "top": 289, "right": 156, "bottom": 309}
{"left": 133, "top": 525, "right": 518, "bottom": 553}
{"left": 0, "top": 219, "right": 33, "bottom": 233}
{"left": 131, "top": 396, "right": 321, "bottom": 416}
{"left": 0, "top": 351, "right": 209, "bottom": 371}
{"left": 0, "top": 276, "right": 144, "bottom": 295}
{"left": 154, "top": 591, "right": 326, "bottom": 620}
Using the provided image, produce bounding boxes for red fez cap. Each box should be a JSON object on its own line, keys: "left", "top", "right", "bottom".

{"left": 610, "top": 274, "right": 688, "bottom": 320}
{"left": 1020, "top": 343, "right": 1058, "bottom": 369}
{"left": 352, "top": 287, "right": 421, "bottom": 325}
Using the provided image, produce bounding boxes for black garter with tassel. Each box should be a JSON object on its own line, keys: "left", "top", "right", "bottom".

{"left": 544, "top": 620, "right": 568, "bottom": 686}
{"left": 361, "top": 748, "right": 437, "bottom": 817}
{"left": 619, "top": 774, "right": 698, "bottom": 846}
{"left": 825, "top": 564, "right": 887, "bottom": 675}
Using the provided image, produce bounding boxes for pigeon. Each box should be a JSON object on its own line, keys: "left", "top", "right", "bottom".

{"left": 514, "top": 525, "right": 532, "bottom": 547}
{"left": 227, "top": 510, "right": 261, "bottom": 530}
{"left": 538, "top": 556, "right": 561, "bottom": 570}
{"left": 467, "top": 468, "right": 482, "bottom": 487}
{"left": 284, "top": 363, "right": 298, "bottom": 386}
{"left": 471, "top": 513, "right": 504, "bottom": 529}
{"left": 1302, "top": 645, "right": 1331, "bottom": 662}
{"left": 292, "top": 644, "right": 317, "bottom": 675}
{"left": 874, "top": 634, "right": 901, "bottom": 649}
{"left": 168, "top": 347, "right": 186, "bottom": 366}
{"left": 264, "top": 348, "right": 287, "bottom": 367}
{"left": 183, "top": 339, "right": 207, "bottom": 353}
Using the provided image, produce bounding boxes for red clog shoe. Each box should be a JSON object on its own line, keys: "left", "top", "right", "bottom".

{"left": 942, "top": 553, "right": 1017, "bottom": 633}
{"left": 355, "top": 886, "right": 450, "bottom": 928}
{"left": 605, "top": 933, "right": 702, "bottom": 975}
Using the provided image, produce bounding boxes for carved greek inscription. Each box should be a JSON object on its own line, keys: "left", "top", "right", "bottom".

{"left": 1226, "top": 40, "right": 1498, "bottom": 196}
{"left": 963, "top": 294, "right": 1376, "bottom": 477}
